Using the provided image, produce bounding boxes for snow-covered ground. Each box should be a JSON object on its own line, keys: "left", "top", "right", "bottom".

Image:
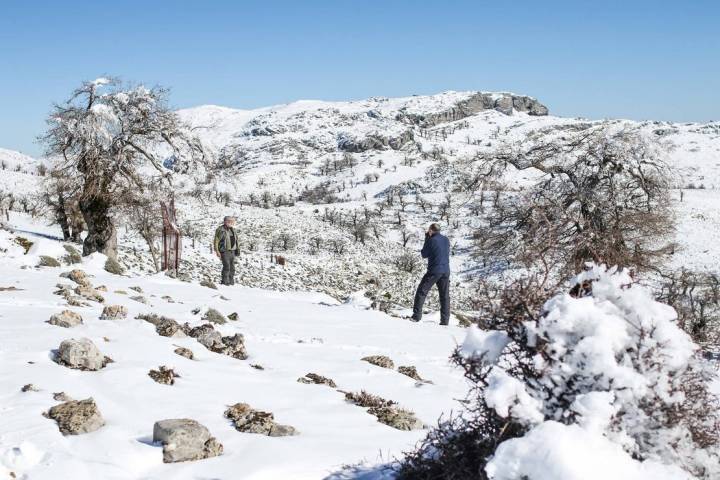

{"left": 0, "top": 216, "right": 468, "bottom": 479}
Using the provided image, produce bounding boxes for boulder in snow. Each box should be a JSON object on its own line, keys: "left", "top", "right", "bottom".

{"left": 47, "top": 310, "right": 83, "bottom": 328}
{"left": 55, "top": 338, "right": 111, "bottom": 371}
{"left": 152, "top": 419, "right": 223, "bottom": 463}
{"left": 361, "top": 355, "right": 395, "bottom": 369}
{"left": 224, "top": 403, "right": 298, "bottom": 437}
{"left": 99, "top": 305, "right": 127, "bottom": 320}
{"left": 45, "top": 398, "right": 105, "bottom": 435}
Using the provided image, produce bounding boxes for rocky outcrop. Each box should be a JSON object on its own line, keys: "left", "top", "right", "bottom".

{"left": 224, "top": 403, "right": 298, "bottom": 437}
{"left": 47, "top": 310, "right": 83, "bottom": 328}
{"left": 152, "top": 419, "right": 223, "bottom": 463}
{"left": 55, "top": 338, "right": 111, "bottom": 371}
{"left": 397, "top": 92, "right": 548, "bottom": 127}
{"left": 45, "top": 398, "right": 105, "bottom": 435}
{"left": 337, "top": 129, "right": 414, "bottom": 153}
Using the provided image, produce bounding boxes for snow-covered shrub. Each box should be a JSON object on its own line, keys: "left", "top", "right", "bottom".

{"left": 400, "top": 265, "right": 720, "bottom": 479}
{"left": 657, "top": 268, "right": 720, "bottom": 350}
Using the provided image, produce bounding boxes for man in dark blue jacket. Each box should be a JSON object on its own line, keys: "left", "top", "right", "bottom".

{"left": 411, "top": 223, "right": 450, "bottom": 325}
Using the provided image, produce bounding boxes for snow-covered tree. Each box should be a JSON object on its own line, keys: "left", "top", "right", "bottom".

{"left": 41, "top": 77, "right": 206, "bottom": 259}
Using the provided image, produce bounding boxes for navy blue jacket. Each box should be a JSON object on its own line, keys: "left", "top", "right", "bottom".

{"left": 421, "top": 233, "right": 450, "bottom": 274}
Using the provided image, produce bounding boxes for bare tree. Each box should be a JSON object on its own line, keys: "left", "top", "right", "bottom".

{"left": 125, "top": 196, "right": 162, "bottom": 272}
{"left": 474, "top": 125, "right": 674, "bottom": 281}
{"left": 41, "top": 77, "right": 205, "bottom": 259}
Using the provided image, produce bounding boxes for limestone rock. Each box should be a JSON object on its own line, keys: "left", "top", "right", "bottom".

{"left": 397, "top": 365, "right": 422, "bottom": 381}
{"left": 220, "top": 333, "right": 248, "bottom": 360}
{"left": 55, "top": 338, "right": 111, "bottom": 371}
{"left": 201, "top": 308, "right": 226, "bottom": 325}
{"left": 99, "top": 305, "right": 127, "bottom": 320}
{"left": 297, "top": 373, "right": 337, "bottom": 388}
{"left": 62, "top": 244, "right": 82, "bottom": 264}
{"left": 368, "top": 406, "right": 423, "bottom": 431}
{"left": 149, "top": 366, "right": 180, "bottom": 385}
{"left": 48, "top": 310, "right": 84, "bottom": 328}
{"left": 224, "top": 403, "right": 298, "bottom": 437}
{"left": 200, "top": 279, "right": 218, "bottom": 289}
{"left": 227, "top": 312, "right": 239, "bottom": 321}
{"left": 174, "top": 347, "right": 194, "bottom": 360}
{"left": 53, "top": 392, "right": 73, "bottom": 402}
{"left": 66, "top": 269, "right": 91, "bottom": 287}
{"left": 46, "top": 398, "right": 105, "bottom": 435}
{"left": 75, "top": 285, "right": 104, "bottom": 303}
{"left": 38, "top": 255, "right": 61, "bottom": 267}
{"left": 104, "top": 257, "right": 125, "bottom": 275}
{"left": 361, "top": 355, "right": 394, "bottom": 369}
{"left": 152, "top": 419, "right": 223, "bottom": 463}
{"left": 21, "top": 383, "right": 39, "bottom": 392}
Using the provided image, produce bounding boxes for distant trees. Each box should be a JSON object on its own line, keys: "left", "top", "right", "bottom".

{"left": 41, "top": 77, "right": 205, "bottom": 259}
{"left": 474, "top": 125, "right": 674, "bottom": 281}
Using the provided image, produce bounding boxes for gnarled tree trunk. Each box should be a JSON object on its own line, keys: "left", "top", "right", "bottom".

{"left": 79, "top": 196, "right": 117, "bottom": 260}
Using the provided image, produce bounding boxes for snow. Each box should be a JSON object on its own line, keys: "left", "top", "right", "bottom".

{"left": 486, "top": 421, "right": 693, "bottom": 480}
{"left": 0, "top": 216, "right": 469, "bottom": 480}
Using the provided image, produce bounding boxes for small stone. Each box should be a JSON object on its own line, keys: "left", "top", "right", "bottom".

{"left": 38, "top": 255, "right": 61, "bottom": 267}
{"left": 95, "top": 285, "right": 108, "bottom": 292}
{"left": 100, "top": 305, "right": 128, "bottom": 320}
{"left": 130, "top": 295, "right": 148, "bottom": 304}
{"left": 227, "top": 312, "right": 239, "bottom": 321}
{"left": 66, "top": 269, "right": 91, "bottom": 287}
{"left": 250, "top": 364, "right": 264, "bottom": 370}
{"left": 48, "top": 310, "right": 83, "bottom": 328}
{"left": 297, "top": 373, "right": 337, "bottom": 388}
{"left": 55, "top": 338, "right": 111, "bottom": 371}
{"left": 361, "top": 355, "right": 395, "bottom": 369}
{"left": 62, "top": 244, "right": 82, "bottom": 264}
{"left": 368, "top": 406, "right": 423, "bottom": 431}
{"left": 46, "top": 398, "right": 105, "bottom": 435}
{"left": 53, "top": 392, "right": 73, "bottom": 402}
{"left": 397, "top": 365, "right": 423, "bottom": 381}
{"left": 162, "top": 295, "right": 175, "bottom": 303}
{"left": 224, "top": 403, "right": 297, "bottom": 437}
{"left": 129, "top": 286, "right": 143, "bottom": 293}
{"left": 152, "top": 419, "right": 223, "bottom": 463}
{"left": 104, "top": 257, "right": 125, "bottom": 275}
{"left": 174, "top": 347, "right": 194, "bottom": 360}
{"left": 149, "top": 366, "right": 180, "bottom": 385}
{"left": 114, "top": 290, "right": 128, "bottom": 295}
{"left": 75, "top": 285, "right": 104, "bottom": 303}
{"left": 21, "top": 383, "right": 39, "bottom": 392}
{"left": 201, "top": 308, "right": 226, "bottom": 325}
{"left": 200, "top": 279, "right": 217, "bottom": 290}
{"left": 221, "top": 334, "right": 248, "bottom": 360}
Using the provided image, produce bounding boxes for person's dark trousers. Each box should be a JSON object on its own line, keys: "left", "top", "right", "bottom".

{"left": 412, "top": 272, "right": 450, "bottom": 325}
{"left": 220, "top": 250, "right": 236, "bottom": 285}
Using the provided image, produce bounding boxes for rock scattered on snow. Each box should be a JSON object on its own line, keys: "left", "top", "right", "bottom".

{"left": 361, "top": 355, "right": 394, "bottom": 369}
{"left": 149, "top": 366, "right": 180, "bottom": 385}
{"left": 128, "top": 286, "right": 143, "bottom": 293}
{"left": 38, "top": 255, "right": 61, "bottom": 267}
{"left": 21, "top": 383, "right": 39, "bottom": 392}
{"left": 199, "top": 278, "right": 218, "bottom": 289}
{"left": 344, "top": 390, "right": 423, "bottom": 430}
{"left": 45, "top": 398, "right": 105, "bottom": 435}
{"left": 397, "top": 365, "right": 422, "bottom": 381}
{"left": 137, "top": 313, "right": 186, "bottom": 337}
{"left": 104, "top": 257, "right": 125, "bottom": 275}
{"left": 64, "top": 269, "right": 91, "bottom": 287}
{"left": 228, "top": 312, "right": 239, "bottom": 321}
{"left": 99, "top": 305, "right": 128, "bottom": 320}
{"left": 130, "top": 295, "right": 148, "bottom": 304}
{"left": 297, "top": 373, "right": 337, "bottom": 388}
{"left": 53, "top": 392, "right": 73, "bottom": 402}
{"left": 54, "top": 338, "right": 112, "bottom": 371}
{"left": 75, "top": 285, "right": 105, "bottom": 303}
{"left": 185, "top": 323, "right": 248, "bottom": 359}
{"left": 152, "top": 418, "right": 223, "bottom": 463}
{"left": 224, "top": 403, "right": 298, "bottom": 437}
{"left": 61, "top": 244, "right": 82, "bottom": 264}
{"left": 202, "top": 308, "right": 226, "bottom": 324}
{"left": 174, "top": 347, "right": 194, "bottom": 360}
{"left": 47, "top": 310, "right": 83, "bottom": 328}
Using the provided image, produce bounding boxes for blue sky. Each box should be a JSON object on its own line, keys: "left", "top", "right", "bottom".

{"left": 1, "top": 0, "right": 718, "bottom": 156}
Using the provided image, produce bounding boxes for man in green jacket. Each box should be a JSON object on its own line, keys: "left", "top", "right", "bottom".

{"left": 213, "top": 216, "right": 241, "bottom": 285}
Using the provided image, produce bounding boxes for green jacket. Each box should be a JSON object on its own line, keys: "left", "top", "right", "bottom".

{"left": 213, "top": 225, "right": 239, "bottom": 253}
